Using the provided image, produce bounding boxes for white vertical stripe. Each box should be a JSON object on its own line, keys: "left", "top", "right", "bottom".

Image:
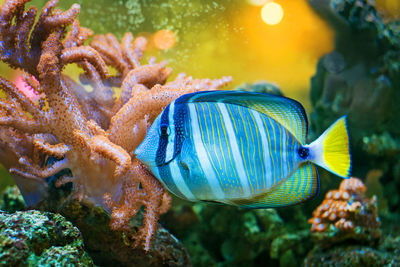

{"left": 169, "top": 160, "right": 196, "bottom": 200}
{"left": 217, "top": 103, "right": 251, "bottom": 197}
{"left": 188, "top": 104, "right": 225, "bottom": 199}
{"left": 251, "top": 109, "right": 272, "bottom": 189}
{"left": 165, "top": 101, "right": 175, "bottom": 162}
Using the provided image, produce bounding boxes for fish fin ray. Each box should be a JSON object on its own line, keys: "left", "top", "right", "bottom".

{"left": 307, "top": 116, "right": 351, "bottom": 178}
{"left": 231, "top": 162, "right": 319, "bottom": 208}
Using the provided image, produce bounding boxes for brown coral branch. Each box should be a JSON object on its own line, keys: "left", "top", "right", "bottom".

{"left": 63, "top": 20, "right": 93, "bottom": 49}
{"left": 11, "top": 157, "right": 68, "bottom": 178}
{"left": 36, "top": 30, "right": 63, "bottom": 90}
{"left": 43, "top": 3, "right": 80, "bottom": 29}
{"left": 33, "top": 138, "right": 69, "bottom": 159}
{"left": 90, "top": 32, "right": 147, "bottom": 78}
{"left": 28, "top": 0, "right": 79, "bottom": 70}
{"left": 133, "top": 160, "right": 169, "bottom": 250}
{"left": 15, "top": 7, "right": 36, "bottom": 62}
{"left": 121, "top": 34, "right": 147, "bottom": 69}
{"left": 61, "top": 46, "right": 109, "bottom": 79}
{"left": 90, "top": 135, "right": 131, "bottom": 177}
{"left": 0, "top": 115, "right": 43, "bottom": 133}
{"left": 125, "top": 62, "right": 171, "bottom": 90}
{"left": 116, "top": 62, "right": 171, "bottom": 107}
{"left": 90, "top": 36, "right": 130, "bottom": 75}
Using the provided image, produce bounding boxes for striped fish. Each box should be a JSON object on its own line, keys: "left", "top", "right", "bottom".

{"left": 135, "top": 91, "right": 351, "bottom": 208}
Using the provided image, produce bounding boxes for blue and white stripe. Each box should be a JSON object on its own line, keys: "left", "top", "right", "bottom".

{"left": 188, "top": 103, "right": 226, "bottom": 199}
{"left": 156, "top": 101, "right": 301, "bottom": 201}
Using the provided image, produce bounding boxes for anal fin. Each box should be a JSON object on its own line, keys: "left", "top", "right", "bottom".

{"left": 232, "top": 162, "right": 320, "bottom": 209}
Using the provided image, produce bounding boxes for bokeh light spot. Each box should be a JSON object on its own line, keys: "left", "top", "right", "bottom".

{"left": 153, "top": 29, "right": 176, "bottom": 50}
{"left": 261, "top": 2, "right": 284, "bottom": 25}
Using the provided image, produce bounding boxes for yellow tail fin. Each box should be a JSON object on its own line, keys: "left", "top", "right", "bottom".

{"left": 307, "top": 116, "right": 351, "bottom": 178}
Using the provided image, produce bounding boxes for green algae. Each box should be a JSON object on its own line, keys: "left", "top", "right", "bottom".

{"left": 0, "top": 210, "right": 95, "bottom": 266}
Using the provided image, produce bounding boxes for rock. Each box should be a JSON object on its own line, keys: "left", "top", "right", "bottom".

{"left": 0, "top": 184, "right": 191, "bottom": 266}
{"left": 40, "top": 200, "right": 191, "bottom": 267}
{"left": 0, "top": 185, "right": 26, "bottom": 213}
{"left": 304, "top": 245, "right": 400, "bottom": 266}
{"left": 0, "top": 210, "right": 95, "bottom": 266}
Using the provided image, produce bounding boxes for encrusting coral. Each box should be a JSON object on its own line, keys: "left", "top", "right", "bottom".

{"left": 308, "top": 177, "right": 381, "bottom": 246}
{"left": 0, "top": 0, "right": 231, "bottom": 251}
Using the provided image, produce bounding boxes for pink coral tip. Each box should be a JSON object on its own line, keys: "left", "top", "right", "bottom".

{"left": 14, "top": 75, "right": 40, "bottom": 101}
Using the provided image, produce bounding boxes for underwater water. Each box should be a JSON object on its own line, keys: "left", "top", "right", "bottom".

{"left": 0, "top": 0, "right": 400, "bottom": 266}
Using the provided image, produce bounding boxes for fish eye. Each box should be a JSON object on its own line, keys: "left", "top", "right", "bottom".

{"left": 159, "top": 124, "right": 170, "bottom": 136}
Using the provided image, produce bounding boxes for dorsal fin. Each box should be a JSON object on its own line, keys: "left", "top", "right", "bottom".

{"left": 176, "top": 90, "right": 309, "bottom": 144}
{"left": 229, "top": 162, "right": 319, "bottom": 208}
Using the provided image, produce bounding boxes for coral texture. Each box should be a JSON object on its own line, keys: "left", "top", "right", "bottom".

{"left": 0, "top": 0, "right": 230, "bottom": 251}
{"left": 308, "top": 177, "right": 381, "bottom": 246}
{"left": 0, "top": 210, "right": 94, "bottom": 266}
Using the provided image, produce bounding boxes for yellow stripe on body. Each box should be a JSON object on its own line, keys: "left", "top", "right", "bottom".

{"left": 217, "top": 103, "right": 251, "bottom": 198}
{"left": 220, "top": 105, "right": 243, "bottom": 194}
{"left": 246, "top": 109, "right": 259, "bottom": 191}
{"left": 268, "top": 118, "right": 279, "bottom": 184}
{"left": 278, "top": 124, "right": 285, "bottom": 182}
{"left": 252, "top": 103, "right": 306, "bottom": 144}
{"left": 198, "top": 103, "right": 226, "bottom": 197}
{"left": 188, "top": 103, "right": 225, "bottom": 199}
{"left": 250, "top": 109, "right": 270, "bottom": 190}
{"left": 248, "top": 110, "right": 263, "bottom": 191}
{"left": 205, "top": 103, "right": 223, "bottom": 175}
{"left": 206, "top": 103, "right": 230, "bottom": 193}
{"left": 264, "top": 117, "right": 276, "bottom": 187}
{"left": 231, "top": 162, "right": 319, "bottom": 208}
{"left": 237, "top": 105, "right": 255, "bottom": 194}
{"left": 214, "top": 106, "right": 237, "bottom": 192}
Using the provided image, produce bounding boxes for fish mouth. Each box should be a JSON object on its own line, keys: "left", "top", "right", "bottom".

{"left": 156, "top": 157, "right": 176, "bottom": 167}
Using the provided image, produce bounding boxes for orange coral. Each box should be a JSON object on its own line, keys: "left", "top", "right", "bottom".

{"left": 308, "top": 177, "right": 381, "bottom": 245}
{"left": 0, "top": 0, "right": 231, "bottom": 250}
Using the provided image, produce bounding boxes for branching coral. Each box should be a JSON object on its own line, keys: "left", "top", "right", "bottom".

{"left": 0, "top": 0, "right": 231, "bottom": 250}
{"left": 308, "top": 177, "right": 381, "bottom": 246}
